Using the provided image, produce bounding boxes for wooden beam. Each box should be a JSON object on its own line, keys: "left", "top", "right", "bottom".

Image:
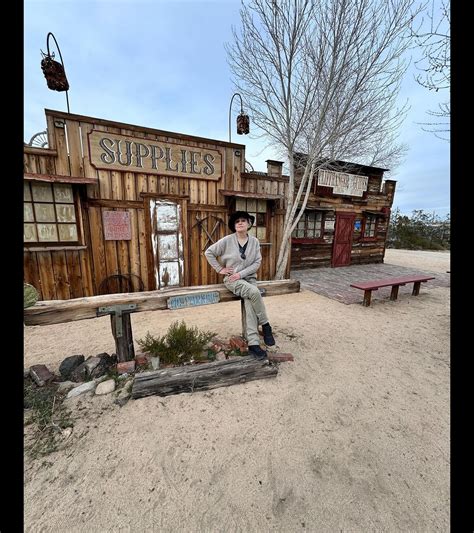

{"left": 24, "top": 172, "right": 97, "bottom": 184}
{"left": 24, "top": 279, "right": 301, "bottom": 326}
{"left": 131, "top": 357, "right": 278, "bottom": 399}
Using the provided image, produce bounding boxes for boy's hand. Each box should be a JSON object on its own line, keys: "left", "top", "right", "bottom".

{"left": 227, "top": 272, "right": 241, "bottom": 282}
{"left": 220, "top": 267, "right": 234, "bottom": 275}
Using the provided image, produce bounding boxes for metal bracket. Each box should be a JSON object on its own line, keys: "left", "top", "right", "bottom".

{"left": 97, "top": 304, "right": 137, "bottom": 338}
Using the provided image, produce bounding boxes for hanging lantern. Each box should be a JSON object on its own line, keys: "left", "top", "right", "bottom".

{"left": 236, "top": 111, "right": 250, "bottom": 135}
{"left": 41, "top": 51, "right": 69, "bottom": 92}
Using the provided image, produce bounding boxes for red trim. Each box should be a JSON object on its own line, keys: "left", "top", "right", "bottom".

{"left": 291, "top": 238, "right": 326, "bottom": 244}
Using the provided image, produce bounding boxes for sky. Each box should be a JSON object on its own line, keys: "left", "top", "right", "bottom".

{"left": 24, "top": 0, "right": 450, "bottom": 218}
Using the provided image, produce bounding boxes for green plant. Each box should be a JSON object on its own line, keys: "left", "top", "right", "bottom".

{"left": 137, "top": 321, "right": 216, "bottom": 366}
{"left": 24, "top": 379, "right": 73, "bottom": 459}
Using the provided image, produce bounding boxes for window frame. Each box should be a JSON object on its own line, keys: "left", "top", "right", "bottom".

{"left": 23, "top": 181, "right": 83, "bottom": 248}
{"left": 361, "top": 214, "right": 379, "bottom": 241}
{"left": 234, "top": 197, "right": 269, "bottom": 242}
{"left": 291, "top": 210, "right": 327, "bottom": 243}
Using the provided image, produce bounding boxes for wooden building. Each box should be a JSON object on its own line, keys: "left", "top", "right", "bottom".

{"left": 23, "top": 109, "right": 290, "bottom": 301}
{"left": 290, "top": 157, "right": 396, "bottom": 269}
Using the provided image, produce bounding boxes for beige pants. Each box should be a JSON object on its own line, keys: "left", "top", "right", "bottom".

{"left": 224, "top": 277, "right": 269, "bottom": 346}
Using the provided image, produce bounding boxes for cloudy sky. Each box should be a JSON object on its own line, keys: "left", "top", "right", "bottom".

{"left": 24, "top": 0, "right": 450, "bottom": 218}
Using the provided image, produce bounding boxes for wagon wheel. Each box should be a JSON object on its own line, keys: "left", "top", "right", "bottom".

{"left": 27, "top": 130, "right": 49, "bottom": 148}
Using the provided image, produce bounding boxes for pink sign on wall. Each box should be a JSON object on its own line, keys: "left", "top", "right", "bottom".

{"left": 103, "top": 210, "right": 132, "bottom": 240}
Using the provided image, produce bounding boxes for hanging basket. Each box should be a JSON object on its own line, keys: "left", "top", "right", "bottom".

{"left": 41, "top": 53, "right": 69, "bottom": 92}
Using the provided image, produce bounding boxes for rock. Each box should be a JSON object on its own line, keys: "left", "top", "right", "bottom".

{"left": 117, "top": 361, "right": 136, "bottom": 374}
{"left": 89, "top": 353, "right": 117, "bottom": 379}
{"left": 59, "top": 355, "right": 85, "bottom": 380}
{"left": 216, "top": 351, "right": 226, "bottom": 361}
{"left": 57, "top": 380, "right": 77, "bottom": 393}
{"left": 29, "top": 365, "right": 55, "bottom": 387}
{"left": 150, "top": 357, "right": 160, "bottom": 370}
{"left": 95, "top": 379, "right": 116, "bottom": 395}
{"left": 66, "top": 381, "right": 96, "bottom": 399}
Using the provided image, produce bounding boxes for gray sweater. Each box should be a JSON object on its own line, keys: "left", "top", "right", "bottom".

{"left": 204, "top": 233, "right": 262, "bottom": 280}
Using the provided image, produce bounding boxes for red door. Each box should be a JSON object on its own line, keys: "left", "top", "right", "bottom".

{"left": 332, "top": 213, "right": 355, "bottom": 267}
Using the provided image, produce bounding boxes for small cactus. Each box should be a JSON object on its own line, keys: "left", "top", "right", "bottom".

{"left": 24, "top": 283, "right": 39, "bottom": 308}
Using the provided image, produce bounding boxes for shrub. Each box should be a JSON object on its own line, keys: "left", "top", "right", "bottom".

{"left": 137, "top": 320, "right": 216, "bottom": 366}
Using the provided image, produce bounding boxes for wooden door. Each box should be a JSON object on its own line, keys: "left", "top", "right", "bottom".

{"left": 147, "top": 198, "right": 186, "bottom": 289}
{"left": 332, "top": 213, "right": 355, "bottom": 267}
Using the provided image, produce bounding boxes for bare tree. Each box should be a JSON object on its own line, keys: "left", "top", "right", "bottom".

{"left": 227, "top": 0, "right": 418, "bottom": 279}
{"left": 411, "top": 0, "right": 450, "bottom": 141}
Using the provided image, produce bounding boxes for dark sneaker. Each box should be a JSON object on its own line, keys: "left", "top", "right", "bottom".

{"left": 248, "top": 345, "right": 268, "bottom": 360}
{"left": 262, "top": 323, "right": 275, "bottom": 346}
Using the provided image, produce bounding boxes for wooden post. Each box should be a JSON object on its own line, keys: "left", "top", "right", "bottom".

{"left": 363, "top": 290, "right": 372, "bottom": 307}
{"left": 390, "top": 285, "right": 400, "bottom": 301}
{"left": 241, "top": 299, "right": 247, "bottom": 340}
{"left": 110, "top": 312, "right": 135, "bottom": 362}
{"left": 412, "top": 281, "right": 422, "bottom": 296}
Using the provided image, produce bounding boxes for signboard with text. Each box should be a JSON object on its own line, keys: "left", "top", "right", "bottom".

{"left": 318, "top": 169, "right": 368, "bottom": 197}
{"left": 88, "top": 130, "right": 222, "bottom": 180}
{"left": 103, "top": 210, "right": 131, "bottom": 240}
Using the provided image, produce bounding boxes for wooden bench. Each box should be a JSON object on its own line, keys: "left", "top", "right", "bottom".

{"left": 24, "top": 280, "right": 300, "bottom": 361}
{"left": 350, "top": 275, "right": 435, "bottom": 307}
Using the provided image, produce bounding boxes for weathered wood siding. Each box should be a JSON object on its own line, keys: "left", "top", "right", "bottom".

{"left": 24, "top": 110, "right": 290, "bottom": 300}
{"left": 291, "top": 169, "right": 396, "bottom": 270}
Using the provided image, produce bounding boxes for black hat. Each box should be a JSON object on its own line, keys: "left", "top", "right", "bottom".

{"left": 228, "top": 211, "right": 255, "bottom": 232}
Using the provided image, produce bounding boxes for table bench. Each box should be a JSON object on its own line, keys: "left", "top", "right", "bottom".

{"left": 24, "top": 280, "right": 300, "bottom": 361}
{"left": 350, "top": 275, "right": 435, "bottom": 307}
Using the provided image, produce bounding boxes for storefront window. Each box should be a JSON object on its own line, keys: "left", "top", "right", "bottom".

{"left": 363, "top": 214, "right": 377, "bottom": 237}
{"left": 24, "top": 182, "right": 80, "bottom": 245}
{"left": 235, "top": 198, "right": 267, "bottom": 240}
{"left": 292, "top": 211, "right": 325, "bottom": 239}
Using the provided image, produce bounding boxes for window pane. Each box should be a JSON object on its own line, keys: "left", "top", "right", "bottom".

{"left": 257, "top": 200, "right": 266, "bottom": 213}
{"left": 24, "top": 224, "right": 38, "bottom": 242}
{"left": 34, "top": 203, "right": 56, "bottom": 222}
{"left": 32, "top": 183, "right": 53, "bottom": 202}
{"left": 24, "top": 183, "right": 31, "bottom": 201}
{"left": 248, "top": 226, "right": 256, "bottom": 236}
{"left": 315, "top": 212, "right": 322, "bottom": 222}
{"left": 58, "top": 224, "right": 78, "bottom": 242}
{"left": 249, "top": 213, "right": 257, "bottom": 228}
{"left": 24, "top": 203, "right": 34, "bottom": 222}
{"left": 296, "top": 229, "right": 304, "bottom": 237}
{"left": 37, "top": 223, "right": 58, "bottom": 242}
{"left": 53, "top": 184, "right": 74, "bottom": 203}
{"left": 236, "top": 198, "right": 246, "bottom": 210}
{"left": 307, "top": 229, "right": 315, "bottom": 238}
{"left": 257, "top": 226, "right": 266, "bottom": 240}
{"left": 314, "top": 228, "right": 321, "bottom": 238}
{"left": 257, "top": 213, "right": 265, "bottom": 227}
{"left": 247, "top": 199, "right": 256, "bottom": 213}
{"left": 56, "top": 204, "right": 76, "bottom": 223}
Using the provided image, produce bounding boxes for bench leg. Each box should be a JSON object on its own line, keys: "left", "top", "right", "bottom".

{"left": 362, "top": 290, "right": 372, "bottom": 307}
{"left": 110, "top": 312, "right": 135, "bottom": 362}
{"left": 412, "top": 281, "right": 422, "bottom": 296}
{"left": 390, "top": 285, "right": 400, "bottom": 301}
{"left": 241, "top": 299, "right": 247, "bottom": 340}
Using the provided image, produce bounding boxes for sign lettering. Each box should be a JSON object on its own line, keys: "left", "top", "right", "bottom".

{"left": 89, "top": 131, "right": 222, "bottom": 180}
{"left": 167, "top": 291, "right": 220, "bottom": 310}
{"left": 103, "top": 210, "right": 132, "bottom": 240}
{"left": 318, "top": 169, "right": 368, "bottom": 197}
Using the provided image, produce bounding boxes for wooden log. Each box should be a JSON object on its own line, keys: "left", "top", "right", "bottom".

{"left": 131, "top": 357, "right": 278, "bottom": 399}
{"left": 24, "top": 279, "right": 300, "bottom": 326}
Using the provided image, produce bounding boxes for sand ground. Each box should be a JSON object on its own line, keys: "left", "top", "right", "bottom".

{"left": 24, "top": 249, "right": 450, "bottom": 532}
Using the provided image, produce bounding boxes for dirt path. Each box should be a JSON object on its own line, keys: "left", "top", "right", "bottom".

{"left": 24, "top": 250, "right": 450, "bottom": 532}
